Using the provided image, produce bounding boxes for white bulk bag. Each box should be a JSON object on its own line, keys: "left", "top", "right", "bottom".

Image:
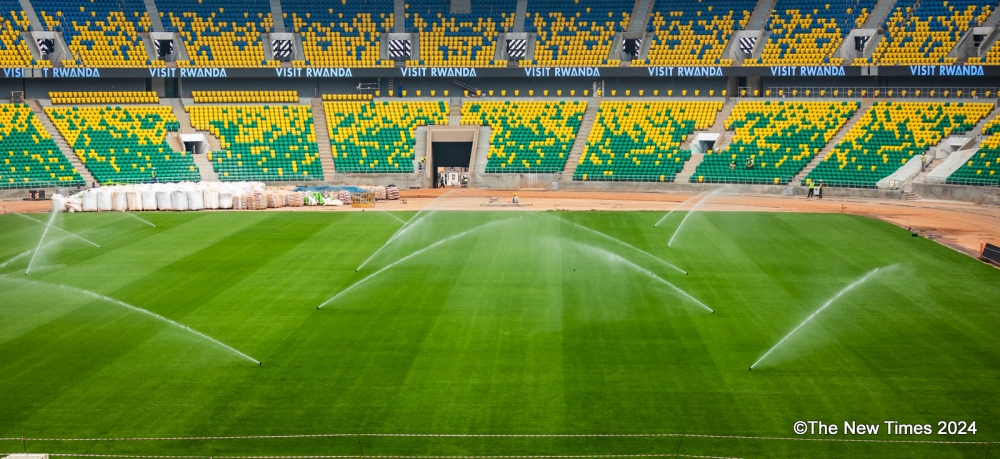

{"left": 142, "top": 190, "right": 158, "bottom": 210}
{"left": 187, "top": 190, "right": 205, "bottom": 210}
{"left": 219, "top": 192, "right": 233, "bottom": 209}
{"left": 113, "top": 192, "right": 128, "bottom": 212}
{"left": 51, "top": 194, "right": 66, "bottom": 212}
{"left": 127, "top": 191, "right": 143, "bottom": 211}
{"left": 171, "top": 190, "right": 189, "bottom": 211}
{"left": 96, "top": 189, "right": 113, "bottom": 211}
{"left": 82, "top": 191, "right": 98, "bottom": 212}
{"left": 203, "top": 189, "right": 219, "bottom": 209}
{"left": 155, "top": 191, "right": 172, "bottom": 210}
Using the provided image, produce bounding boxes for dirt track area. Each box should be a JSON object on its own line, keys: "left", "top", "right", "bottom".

{"left": 4, "top": 189, "right": 999, "bottom": 258}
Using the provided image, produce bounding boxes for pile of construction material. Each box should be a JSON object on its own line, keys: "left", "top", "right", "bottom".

{"left": 386, "top": 185, "right": 400, "bottom": 200}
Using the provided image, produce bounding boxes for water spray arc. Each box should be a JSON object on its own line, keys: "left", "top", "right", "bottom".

{"left": 25, "top": 211, "right": 57, "bottom": 275}
{"left": 654, "top": 191, "right": 710, "bottom": 228}
{"left": 565, "top": 239, "right": 714, "bottom": 314}
{"left": 356, "top": 190, "right": 454, "bottom": 272}
{"left": 0, "top": 276, "right": 261, "bottom": 365}
{"left": 549, "top": 215, "right": 688, "bottom": 275}
{"left": 321, "top": 218, "right": 513, "bottom": 309}
{"left": 122, "top": 212, "right": 157, "bottom": 227}
{"left": 11, "top": 211, "right": 102, "bottom": 248}
{"left": 749, "top": 265, "right": 894, "bottom": 370}
{"left": 667, "top": 190, "right": 719, "bottom": 247}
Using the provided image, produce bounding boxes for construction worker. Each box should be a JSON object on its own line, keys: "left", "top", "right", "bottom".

{"left": 807, "top": 181, "right": 815, "bottom": 198}
{"left": 512, "top": 193, "right": 519, "bottom": 204}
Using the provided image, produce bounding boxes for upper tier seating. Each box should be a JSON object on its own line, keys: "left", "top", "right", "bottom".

{"left": 187, "top": 105, "right": 322, "bottom": 181}
{"left": 0, "top": 0, "right": 42, "bottom": 68}
{"left": 755, "top": 0, "right": 875, "bottom": 65}
{"left": 805, "top": 102, "right": 993, "bottom": 187}
{"left": 159, "top": 0, "right": 275, "bottom": 67}
{"left": 46, "top": 106, "right": 198, "bottom": 184}
{"left": 49, "top": 91, "right": 159, "bottom": 104}
{"left": 324, "top": 100, "right": 448, "bottom": 173}
{"left": 947, "top": 116, "right": 1000, "bottom": 186}
{"left": 867, "top": 0, "right": 996, "bottom": 65}
{"left": 32, "top": 0, "right": 154, "bottom": 68}
{"left": 525, "top": 0, "right": 631, "bottom": 67}
{"left": 407, "top": 0, "right": 514, "bottom": 67}
{"left": 0, "top": 104, "right": 83, "bottom": 188}
{"left": 642, "top": 0, "right": 753, "bottom": 66}
{"left": 191, "top": 91, "right": 298, "bottom": 103}
{"left": 692, "top": 101, "right": 859, "bottom": 185}
{"left": 283, "top": 0, "right": 393, "bottom": 68}
{"left": 461, "top": 100, "right": 586, "bottom": 173}
{"left": 574, "top": 101, "right": 722, "bottom": 182}
{"left": 982, "top": 38, "right": 1000, "bottom": 64}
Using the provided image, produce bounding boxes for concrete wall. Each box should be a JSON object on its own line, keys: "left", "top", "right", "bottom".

{"left": 22, "top": 79, "right": 146, "bottom": 98}
{"left": 913, "top": 183, "right": 1000, "bottom": 205}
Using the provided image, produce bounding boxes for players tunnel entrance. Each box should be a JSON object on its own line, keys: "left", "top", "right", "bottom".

{"left": 425, "top": 126, "right": 481, "bottom": 188}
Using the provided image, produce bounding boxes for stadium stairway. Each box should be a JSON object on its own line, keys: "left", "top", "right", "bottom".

{"left": 626, "top": 0, "right": 653, "bottom": 33}
{"left": 449, "top": 99, "right": 462, "bottom": 125}
{"left": 269, "top": 0, "right": 286, "bottom": 33}
{"left": 394, "top": 0, "right": 406, "bottom": 33}
{"left": 862, "top": 0, "right": 899, "bottom": 28}
{"left": 512, "top": 0, "right": 528, "bottom": 32}
{"left": 310, "top": 98, "right": 337, "bottom": 178}
{"left": 192, "top": 153, "right": 219, "bottom": 182}
{"left": 29, "top": 100, "right": 95, "bottom": 187}
{"left": 169, "top": 99, "right": 221, "bottom": 151}
{"left": 675, "top": 153, "right": 707, "bottom": 183}
{"left": 681, "top": 99, "right": 737, "bottom": 151}
{"left": 143, "top": 0, "right": 165, "bottom": 32}
{"left": 791, "top": 99, "right": 875, "bottom": 186}
{"left": 17, "top": 0, "right": 43, "bottom": 31}
{"left": 746, "top": 0, "right": 777, "bottom": 31}
{"left": 560, "top": 99, "right": 598, "bottom": 180}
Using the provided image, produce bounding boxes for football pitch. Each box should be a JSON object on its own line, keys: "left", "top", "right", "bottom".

{"left": 0, "top": 209, "right": 998, "bottom": 458}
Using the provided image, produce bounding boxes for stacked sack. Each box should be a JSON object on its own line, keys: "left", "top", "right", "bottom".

{"left": 55, "top": 182, "right": 265, "bottom": 212}
{"left": 386, "top": 185, "right": 400, "bottom": 200}
{"left": 337, "top": 190, "right": 352, "bottom": 205}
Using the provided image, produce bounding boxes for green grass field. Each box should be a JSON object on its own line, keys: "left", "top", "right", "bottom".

{"left": 1, "top": 209, "right": 998, "bottom": 458}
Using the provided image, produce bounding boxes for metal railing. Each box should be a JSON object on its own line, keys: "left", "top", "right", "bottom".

{"left": 737, "top": 87, "right": 1000, "bottom": 99}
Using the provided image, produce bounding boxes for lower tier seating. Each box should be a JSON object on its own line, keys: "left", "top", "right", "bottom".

{"left": 324, "top": 100, "right": 449, "bottom": 173}
{"left": 574, "top": 101, "right": 722, "bottom": 182}
{"left": 693, "top": 101, "right": 859, "bottom": 185}
{"left": 187, "top": 106, "right": 322, "bottom": 181}
{"left": 805, "top": 102, "right": 994, "bottom": 187}
{"left": 0, "top": 104, "right": 84, "bottom": 188}
{"left": 948, "top": 117, "right": 1000, "bottom": 186}
{"left": 461, "top": 101, "right": 586, "bottom": 173}
{"left": 46, "top": 106, "right": 197, "bottom": 184}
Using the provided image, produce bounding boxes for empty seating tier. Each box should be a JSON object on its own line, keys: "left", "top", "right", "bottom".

{"left": 754, "top": 0, "right": 875, "bottom": 65}
{"left": 805, "top": 102, "right": 994, "bottom": 187}
{"left": 33, "top": 0, "right": 154, "bottom": 68}
{"left": 191, "top": 91, "right": 298, "bottom": 104}
{"left": 868, "top": 0, "right": 996, "bottom": 65}
{"left": 0, "top": 104, "right": 84, "bottom": 188}
{"left": 0, "top": 0, "right": 40, "bottom": 68}
{"left": 574, "top": 101, "right": 722, "bottom": 182}
{"left": 947, "top": 116, "right": 1000, "bottom": 186}
{"left": 324, "top": 100, "right": 448, "bottom": 173}
{"left": 642, "top": 0, "right": 753, "bottom": 66}
{"left": 46, "top": 106, "right": 198, "bottom": 184}
{"left": 49, "top": 91, "right": 159, "bottom": 105}
{"left": 407, "top": 0, "right": 513, "bottom": 67}
{"left": 159, "top": 0, "right": 274, "bottom": 67}
{"left": 525, "top": 0, "right": 631, "bottom": 67}
{"left": 187, "top": 105, "right": 322, "bottom": 181}
{"left": 693, "top": 101, "right": 859, "bottom": 185}
{"left": 322, "top": 94, "right": 374, "bottom": 101}
{"left": 461, "top": 101, "right": 586, "bottom": 173}
{"left": 283, "top": 0, "right": 393, "bottom": 68}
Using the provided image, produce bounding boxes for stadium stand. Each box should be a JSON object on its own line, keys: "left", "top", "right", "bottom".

{"left": 0, "top": 0, "right": 43, "bottom": 68}
{"left": 322, "top": 94, "right": 373, "bottom": 101}
{"left": 947, "top": 116, "right": 1000, "bottom": 186}
{"left": 574, "top": 101, "right": 722, "bottom": 182}
{"left": 805, "top": 102, "right": 994, "bottom": 187}
{"left": 641, "top": 0, "right": 753, "bottom": 66}
{"left": 187, "top": 105, "right": 322, "bottom": 181}
{"left": 461, "top": 100, "right": 586, "bottom": 173}
{"left": 524, "top": 0, "right": 630, "bottom": 67}
{"left": 46, "top": 106, "right": 197, "bottom": 184}
{"left": 32, "top": 0, "right": 154, "bottom": 68}
{"left": 0, "top": 104, "right": 84, "bottom": 188}
{"left": 282, "top": 0, "right": 393, "bottom": 68}
{"left": 754, "top": 0, "right": 875, "bottom": 65}
{"left": 324, "top": 100, "right": 448, "bottom": 173}
{"left": 191, "top": 91, "right": 298, "bottom": 103}
{"left": 693, "top": 101, "right": 859, "bottom": 184}
{"left": 407, "top": 0, "right": 514, "bottom": 67}
{"left": 158, "top": 0, "right": 274, "bottom": 67}
{"left": 865, "top": 0, "right": 996, "bottom": 65}
{"left": 49, "top": 91, "right": 159, "bottom": 104}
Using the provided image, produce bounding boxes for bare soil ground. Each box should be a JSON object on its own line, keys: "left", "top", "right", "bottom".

{"left": 5, "top": 189, "right": 999, "bottom": 258}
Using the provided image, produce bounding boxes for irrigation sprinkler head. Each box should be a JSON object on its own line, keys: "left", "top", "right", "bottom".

{"left": 749, "top": 367, "right": 752, "bottom": 371}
